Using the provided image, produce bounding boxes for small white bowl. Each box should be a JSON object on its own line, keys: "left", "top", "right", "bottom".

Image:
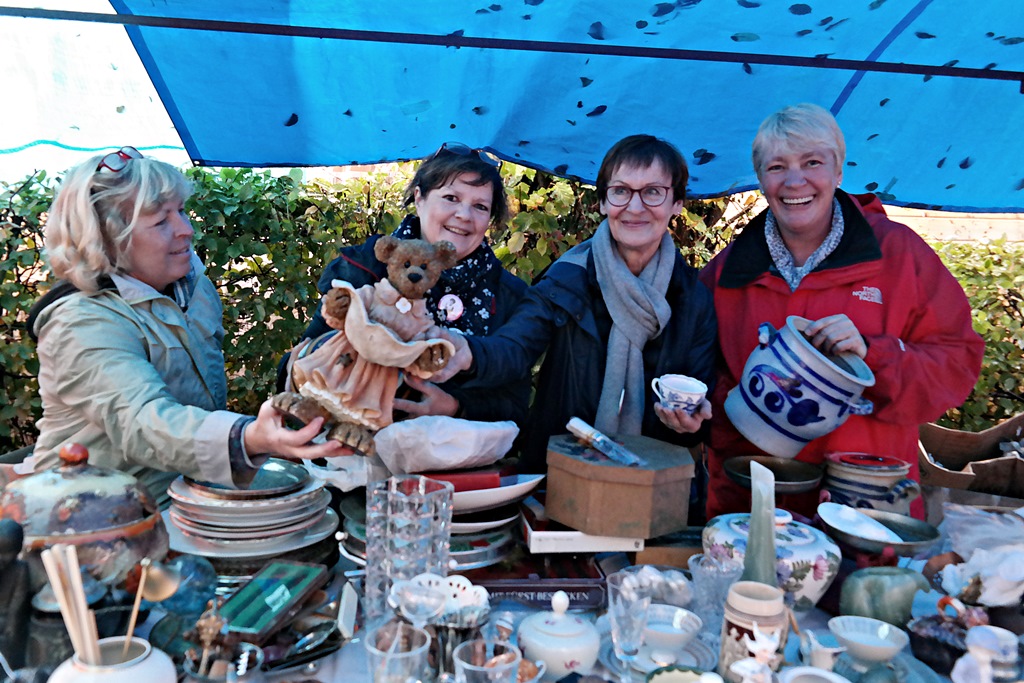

{"left": 778, "top": 666, "right": 852, "bottom": 683}
{"left": 643, "top": 603, "right": 703, "bottom": 654}
{"left": 828, "top": 615, "right": 908, "bottom": 665}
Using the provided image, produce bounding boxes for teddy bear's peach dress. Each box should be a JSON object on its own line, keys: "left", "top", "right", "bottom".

{"left": 291, "top": 279, "right": 454, "bottom": 430}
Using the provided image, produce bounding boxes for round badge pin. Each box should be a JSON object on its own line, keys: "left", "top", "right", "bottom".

{"left": 438, "top": 293, "right": 464, "bottom": 321}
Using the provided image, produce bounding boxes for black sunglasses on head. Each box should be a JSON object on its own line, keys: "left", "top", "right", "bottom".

{"left": 431, "top": 142, "right": 502, "bottom": 169}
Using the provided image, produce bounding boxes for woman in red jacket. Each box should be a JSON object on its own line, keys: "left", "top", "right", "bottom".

{"left": 700, "top": 103, "right": 984, "bottom": 520}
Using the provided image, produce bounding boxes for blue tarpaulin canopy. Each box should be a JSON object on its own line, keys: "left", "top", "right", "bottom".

{"left": 4, "top": 1, "right": 1024, "bottom": 211}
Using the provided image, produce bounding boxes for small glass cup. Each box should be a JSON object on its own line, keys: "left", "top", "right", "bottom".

{"left": 687, "top": 553, "right": 743, "bottom": 639}
{"left": 364, "top": 621, "right": 431, "bottom": 683}
{"left": 450, "top": 639, "right": 521, "bottom": 683}
{"left": 606, "top": 571, "right": 652, "bottom": 683}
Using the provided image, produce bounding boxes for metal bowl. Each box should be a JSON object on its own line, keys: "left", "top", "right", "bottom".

{"left": 819, "top": 508, "right": 940, "bottom": 556}
{"left": 724, "top": 455, "right": 824, "bottom": 494}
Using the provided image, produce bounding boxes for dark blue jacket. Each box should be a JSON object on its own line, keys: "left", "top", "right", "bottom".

{"left": 283, "top": 232, "right": 531, "bottom": 426}
{"left": 464, "top": 246, "right": 717, "bottom": 472}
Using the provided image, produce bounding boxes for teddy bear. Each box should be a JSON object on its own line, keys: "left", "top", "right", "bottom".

{"left": 273, "top": 236, "right": 459, "bottom": 455}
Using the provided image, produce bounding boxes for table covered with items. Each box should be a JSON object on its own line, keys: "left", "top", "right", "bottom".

{"left": 1, "top": 409, "right": 1023, "bottom": 683}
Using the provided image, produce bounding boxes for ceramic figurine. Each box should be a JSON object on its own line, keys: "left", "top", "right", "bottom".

{"left": 799, "top": 629, "right": 845, "bottom": 671}
{"left": 0, "top": 519, "right": 31, "bottom": 669}
{"left": 951, "top": 625, "right": 1019, "bottom": 683}
{"left": 728, "top": 622, "right": 780, "bottom": 683}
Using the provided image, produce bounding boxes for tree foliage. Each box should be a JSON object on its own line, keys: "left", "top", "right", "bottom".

{"left": 0, "top": 164, "right": 1019, "bottom": 454}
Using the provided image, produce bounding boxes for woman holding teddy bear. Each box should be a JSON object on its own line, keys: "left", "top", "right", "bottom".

{"left": 283, "top": 142, "right": 530, "bottom": 427}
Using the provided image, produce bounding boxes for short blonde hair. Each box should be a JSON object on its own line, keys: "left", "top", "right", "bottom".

{"left": 45, "top": 155, "right": 191, "bottom": 293}
{"left": 752, "top": 103, "right": 846, "bottom": 177}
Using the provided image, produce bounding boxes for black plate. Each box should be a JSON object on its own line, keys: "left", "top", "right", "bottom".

{"left": 724, "top": 455, "right": 823, "bottom": 494}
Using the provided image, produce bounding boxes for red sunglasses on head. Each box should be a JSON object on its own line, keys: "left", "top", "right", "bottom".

{"left": 96, "top": 146, "right": 144, "bottom": 173}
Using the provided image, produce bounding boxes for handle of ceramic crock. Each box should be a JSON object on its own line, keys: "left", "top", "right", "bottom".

{"left": 889, "top": 477, "right": 922, "bottom": 503}
{"left": 849, "top": 398, "right": 874, "bottom": 416}
{"left": 757, "top": 322, "right": 778, "bottom": 348}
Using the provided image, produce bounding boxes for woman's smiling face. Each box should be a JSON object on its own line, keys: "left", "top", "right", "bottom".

{"left": 758, "top": 144, "right": 842, "bottom": 243}
{"left": 414, "top": 173, "right": 494, "bottom": 260}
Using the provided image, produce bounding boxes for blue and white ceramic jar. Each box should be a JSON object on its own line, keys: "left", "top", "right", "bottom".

{"left": 724, "top": 316, "right": 875, "bottom": 459}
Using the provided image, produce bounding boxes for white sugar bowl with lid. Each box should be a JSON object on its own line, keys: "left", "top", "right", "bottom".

{"left": 517, "top": 591, "right": 600, "bottom": 681}
{"left": 703, "top": 508, "right": 840, "bottom": 611}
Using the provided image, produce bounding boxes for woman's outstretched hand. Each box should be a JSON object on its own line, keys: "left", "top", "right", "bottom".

{"left": 244, "top": 399, "right": 352, "bottom": 458}
{"left": 654, "top": 398, "right": 712, "bottom": 434}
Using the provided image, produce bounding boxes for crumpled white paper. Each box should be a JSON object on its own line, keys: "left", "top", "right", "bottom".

{"left": 374, "top": 416, "right": 518, "bottom": 474}
{"left": 938, "top": 503, "right": 1024, "bottom": 606}
{"left": 940, "top": 546, "right": 1024, "bottom": 606}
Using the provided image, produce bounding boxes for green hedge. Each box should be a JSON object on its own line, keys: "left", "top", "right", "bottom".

{"left": 0, "top": 165, "right": 1019, "bottom": 454}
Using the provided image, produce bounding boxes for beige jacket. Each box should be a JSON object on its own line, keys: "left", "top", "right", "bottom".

{"left": 33, "top": 256, "right": 244, "bottom": 504}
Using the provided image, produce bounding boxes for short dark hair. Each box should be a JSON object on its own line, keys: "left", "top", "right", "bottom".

{"left": 403, "top": 148, "right": 508, "bottom": 226}
{"left": 596, "top": 135, "right": 688, "bottom": 204}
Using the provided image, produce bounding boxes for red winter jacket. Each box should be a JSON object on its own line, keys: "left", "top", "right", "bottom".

{"left": 699, "top": 191, "right": 984, "bottom": 519}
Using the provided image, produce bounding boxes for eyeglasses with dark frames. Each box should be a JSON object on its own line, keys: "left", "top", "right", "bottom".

{"left": 431, "top": 142, "right": 502, "bottom": 169}
{"left": 605, "top": 184, "right": 672, "bottom": 208}
{"left": 96, "top": 146, "right": 144, "bottom": 173}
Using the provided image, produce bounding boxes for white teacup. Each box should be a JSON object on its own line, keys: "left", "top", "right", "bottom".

{"left": 640, "top": 604, "right": 703, "bottom": 663}
{"left": 651, "top": 375, "right": 707, "bottom": 414}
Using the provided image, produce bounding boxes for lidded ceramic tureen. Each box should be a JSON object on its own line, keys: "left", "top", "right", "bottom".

{"left": 517, "top": 590, "right": 600, "bottom": 681}
{"left": 0, "top": 443, "right": 169, "bottom": 587}
{"left": 703, "top": 508, "right": 840, "bottom": 611}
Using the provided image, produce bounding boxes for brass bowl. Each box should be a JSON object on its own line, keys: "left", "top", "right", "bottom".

{"left": 819, "top": 508, "right": 940, "bottom": 556}
{"left": 724, "top": 455, "right": 823, "bottom": 494}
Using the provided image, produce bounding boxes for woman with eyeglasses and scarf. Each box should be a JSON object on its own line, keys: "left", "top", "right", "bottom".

{"left": 432, "top": 135, "right": 718, "bottom": 473}
{"left": 29, "top": 149, "right": 348, "bottom": 507}
{"left": 283, "top": 143, "right": 530, "bottom": 427}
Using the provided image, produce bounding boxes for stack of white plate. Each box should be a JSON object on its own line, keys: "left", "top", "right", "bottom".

{"left": 163, "top": 459, "right": 338, "bottom": 560}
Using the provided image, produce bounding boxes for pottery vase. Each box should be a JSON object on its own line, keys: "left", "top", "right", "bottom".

{"left": 718, "top": 581, "right": 789, "bottom": 683}
{"left": 840, "top": 566, "right": 929, "bottom": 628}
{"left": 723, "top": 316, "right": 875, "bottom": 459}
{"left": 703, "top": 509, "right": 840, "bottom": 612}
{"left": 48, "top": 637, "right": 176, "bottom": 683}
{"left": 822, "top": 452, "right": 920, "bottom": 516}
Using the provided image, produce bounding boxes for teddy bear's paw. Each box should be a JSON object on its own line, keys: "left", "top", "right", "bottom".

{"left": 327, "top": 420, "right": 377, "bottom": 456}
{"left": 322, "top": 288, "right": 352, "bottom": 328}
{"left": 271, "top": 392, "right": 334, "bottom": 429}
{"left": 415, "top": 344, "right": 450, "bottom": 373}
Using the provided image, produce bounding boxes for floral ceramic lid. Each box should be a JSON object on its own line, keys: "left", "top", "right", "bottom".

{"left": 715, "top": 509, "right": 824, "bottom": 550}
